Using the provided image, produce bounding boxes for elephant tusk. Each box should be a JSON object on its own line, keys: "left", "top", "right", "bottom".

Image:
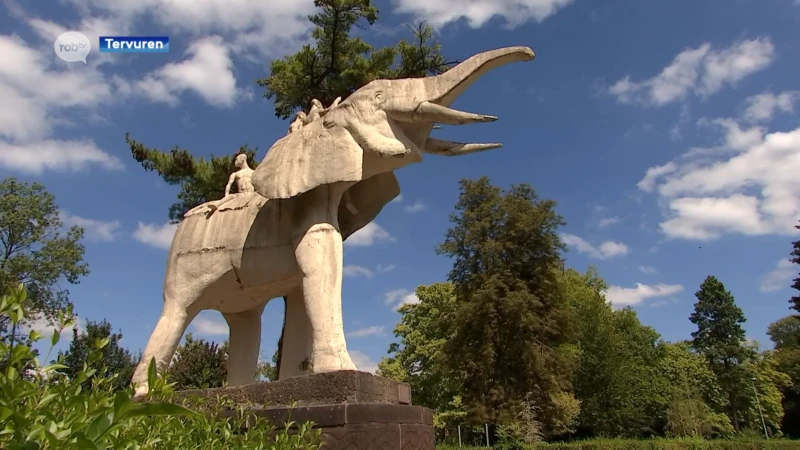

{"left": 411, "top": 101, "right": 498, "bottom": 125}
{"left": 424, "top": 138, "right": 502, "bottom": 156}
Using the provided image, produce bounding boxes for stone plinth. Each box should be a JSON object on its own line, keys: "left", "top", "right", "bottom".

{"left": 173, "top": 371, "right": 433, "bottom": 450}
{"left": 173, "top": 370, "right": 412, "bottom": 407}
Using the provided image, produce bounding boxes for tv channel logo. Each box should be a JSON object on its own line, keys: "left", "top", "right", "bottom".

{"left": 54, "top": 31, "right": 91, "bottom": 63}
{"left": 99, "top": 36, "right": 169, "bottom": 53}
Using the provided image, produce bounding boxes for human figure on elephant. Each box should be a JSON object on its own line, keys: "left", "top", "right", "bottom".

{"left": 184, "top": 153, "right": 255, "bottom": 217}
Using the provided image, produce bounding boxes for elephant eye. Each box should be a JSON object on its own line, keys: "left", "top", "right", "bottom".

{"left": 374, "top": 91, "right": 383, "bottom": 101}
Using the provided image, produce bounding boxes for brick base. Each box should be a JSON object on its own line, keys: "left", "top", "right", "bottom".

{"left": 231, "top": 403, "right": 434, "bottom": 450}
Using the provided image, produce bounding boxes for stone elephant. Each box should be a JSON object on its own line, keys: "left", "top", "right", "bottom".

{"left": 131, "top": 46, "right": 535, "bottom": 398}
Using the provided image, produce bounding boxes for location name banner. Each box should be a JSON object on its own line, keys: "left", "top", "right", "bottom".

{"left": 99, "top": 36, "right": 169, "bottom": 53}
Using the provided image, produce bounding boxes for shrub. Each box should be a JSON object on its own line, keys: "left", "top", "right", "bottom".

{"left": 0, "top": 283, "right": 322, "bottom": 449}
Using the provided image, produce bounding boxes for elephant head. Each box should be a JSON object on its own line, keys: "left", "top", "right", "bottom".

{"left": 251, "top": 46, "right": 535, "bottom": 237}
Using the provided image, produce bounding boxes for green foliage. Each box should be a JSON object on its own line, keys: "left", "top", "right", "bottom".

{"left": 255, "top": 0, "right": 454, "bottom": 119}
{"left": 57, "top": 319, "right": 137, "bottom": 392}
{"left": 659, "top": 342, "right": 731, "bottom": 438}
{"left": 167, "top": 333, "right": 228, "bottom": 390}
{"left": 0, "top": 178, "right": 89, "bottom": 346}
{"left": 690, "top": 276, "right": 755, "bottom": 431}
{"left": 791, "top": 222, "right": 800, "bottom": 314}
{"left": 378, "top": 283, "right": 466, "bottom": 428}
{"left": 127, "top": 135, "right": 259, "bottom": 223}
{"left": 437, "top": 177, "right": 578, "bottom": 434}
{"left": 739, "top": 347, "right": 791, "bottom": 435}
{"left": 0, "top": 283, "right": 322, "bottom": 449}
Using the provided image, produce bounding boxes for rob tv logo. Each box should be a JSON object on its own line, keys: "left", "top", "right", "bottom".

{"left": 53, "top": 32, "right": 169, "bottom": 63}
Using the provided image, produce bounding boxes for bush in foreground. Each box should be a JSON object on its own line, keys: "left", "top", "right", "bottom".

{"left": 0, "top": 284, "right": 322, "bottom": 449}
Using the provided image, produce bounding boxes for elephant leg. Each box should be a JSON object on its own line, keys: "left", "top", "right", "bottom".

{"left": 223, "top": 305, "right": 265, "bottom": 387}
{"left": 292, "top": 222, "right": 356, "bottom": 373}
{"left": 278, "top": 287, "right": 314, "bottom": 379}
{"left": 132, "top": 298, "right": 198, "bottom": 398}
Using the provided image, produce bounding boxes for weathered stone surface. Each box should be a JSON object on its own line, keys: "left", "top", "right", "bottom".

{"left": 231, "top": 403, "right": 435, "bottom": 450}
{"left": 173, "top": 371, "right": 412, "bottom": 407}
{"left": 131, "top": 46, "right": 536, "bottom": 399}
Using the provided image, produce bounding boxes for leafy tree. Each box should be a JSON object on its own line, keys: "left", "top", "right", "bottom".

{"left": 791, "top": 222, "right": 800, "bottom": 315}
{"left": 256, "top": 347, "right": 280, "bottom": 381}
{"left": 768, "top": 316, "right": 800, "bottom": 437}
{"left": 0, "top": 178, "right": 89, "bottom": 349}
{"left": 126, "top": 1, "right": 453, "bottom": 223}
{"left": 739, "top": 344, "right": 791, "bottom": 436}
{"left": 659, "top": 341, "right": 732, "bottom": 438}
{"left": 378, "top": 283, "right": 465, "bottom": 428}
{"left": 436, "top": 177, "right": 578, "bottom": 435}
{"left": 689, "top": 275, "right": 755, "bottom": 432}
{"left": 56, "top": 319, "right": 137, "bottom": 392}
{"left": 167, "top": 333, "right": 228, "bottom": 390}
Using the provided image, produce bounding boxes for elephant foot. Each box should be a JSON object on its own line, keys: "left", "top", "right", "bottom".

{"left": 313, "top": 350, "right": 357, "bottom": 373}
{"left": 132, "top": 385, "right": 149, "bottom": 401}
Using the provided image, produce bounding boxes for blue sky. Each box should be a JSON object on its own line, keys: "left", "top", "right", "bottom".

{"left": 2, "top": 0, "right": 799, "bottom": 373}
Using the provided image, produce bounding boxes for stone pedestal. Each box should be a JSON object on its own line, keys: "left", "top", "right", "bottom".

{"left": 174, "top": 370, "right": 434, "bottom": 450}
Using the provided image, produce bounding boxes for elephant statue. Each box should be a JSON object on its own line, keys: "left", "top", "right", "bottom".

{"left": 130, "top": 46, "right": 535, "bottom": 398}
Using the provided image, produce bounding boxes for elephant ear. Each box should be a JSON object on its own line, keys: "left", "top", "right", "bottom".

{"left": 339, "top": 172, "right": 400, "bottom": 241}
{"left": 251, "top": 122, "right": 364, "bottom": 199}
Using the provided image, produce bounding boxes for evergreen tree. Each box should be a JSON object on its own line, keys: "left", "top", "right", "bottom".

{"left": 437, "top": 177, "right": 579, "bottom": 435}
{"left": 689, "top": 275, "right": 754, "bottom": 432}
{"left": 790, "top": 222, "right": 800, "bottom": 315}
{"left": 57, "top": 319, "right": 137, "bottom": 392}
{"left": 167, "top": 333, "right": 228, "bottom": 390}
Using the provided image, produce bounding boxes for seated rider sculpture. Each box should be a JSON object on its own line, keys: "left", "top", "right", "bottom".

{"left": 184, "top": 153, "right": 255, "bottom": 217}
{"left": 286, "top": 97, "right": 343, "bottom": 134}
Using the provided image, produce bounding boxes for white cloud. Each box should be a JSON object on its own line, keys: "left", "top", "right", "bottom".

{"left": 343, "top": 265, "right": 374, "bottom": 278}
{"left": 377, "top": 264, "right": 396, "bottom": 273}
{"left": 346, "top": 325, "right": 386, "bottom": 338}
{"left": 560, "top": 233, "right": 630, "bottom": 259}
{"left": 61, "top": 212, "right": 122, "bottom": 242}
{"left": 638, "top": 265, "right": 658, "bottom": 274}
{"left": 0, "top": 34, "right": 123, "bottom": 174}
{"left": 597, "top": 216, "right": 621, "bottom": 228}
{"left": 343, "top": 263, "right": 396, "bottom": 278}
{"left": 609, "top": 38, "right": 774, "bottom": 106}
{"left": 605, "top": 283, "right": 684, "bottom": 308}
{"left": 637, "top": 119, "right": 800, "bottom": 240}
{"left": 759, "top": 259, "right": 795, "bottom": 293}
{"left": 741, "top": 91, "right": 800, "bottom": 123}
{"left": 57, "top": 0, "right": 316, "bottom": 59}
{"left": 345, "top": 222, "right": 394, "bottom": 247}
{"left": 404, "top": 200, "right": 427, "bottom": 213}
{"left": 190, "top": 314, "right": 229, "bottom": 336}
{"left": 132, "top": 222, "right": 178, "bottom": 250}
{"left": 349, "top": 350, "right": 378, "bottom": 374}
{"left": 130, "top": 36, "right": 241, "bottom": 108}
{"left": 0, "top": 139, "right": 123, "bottom": 174}
{"left": 393, "top": 0, "right": 575, "bottom": 29}
{"left": 21, "top": 312, "right": 83, "bottom": 342}
{"left": 384, "top": 288, "right": 420, "bottom": 311}
{"left": 390, "top": 194, "right": 404, "bottom": 204}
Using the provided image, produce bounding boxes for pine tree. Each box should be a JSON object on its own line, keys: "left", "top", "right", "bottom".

{"left": 437, "top": 177, "right": 579, "bottom": 435}
{"left": 689, "top": 275, "right": 754, "bottom": 432}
